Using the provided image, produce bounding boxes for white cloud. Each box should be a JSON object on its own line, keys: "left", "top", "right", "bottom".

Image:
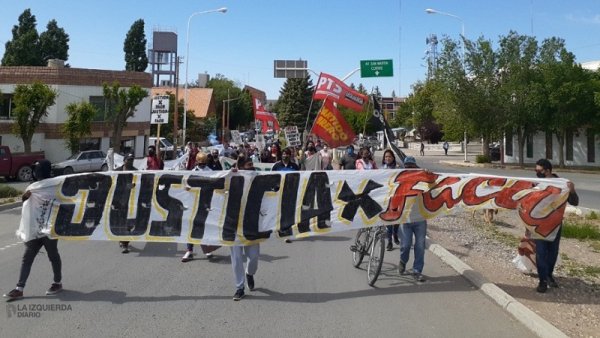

{"left": 566, "top": 13, "right": 600, "bottom": 24}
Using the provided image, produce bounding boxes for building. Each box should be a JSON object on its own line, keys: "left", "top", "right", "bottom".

{"left": 0, "top": 61, "right": 152, "bottom": 162}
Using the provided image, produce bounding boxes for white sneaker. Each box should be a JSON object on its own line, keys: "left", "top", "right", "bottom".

{"left": 181, "top": 251, "right": 193, "bottom": 262}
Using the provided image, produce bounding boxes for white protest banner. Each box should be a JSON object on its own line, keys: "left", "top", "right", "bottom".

{"left": 219, "top": 156, "right": 274, "bottom": 171}
{"left": 151, "top": 95, "right": 169, "bottom": 124}
{"left": 19, "top": 170, "right": 570, "bottom": 246}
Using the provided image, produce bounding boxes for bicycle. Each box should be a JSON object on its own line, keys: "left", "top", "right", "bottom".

{"left": 349, "top": 225, "right": 386, "bottom": 286}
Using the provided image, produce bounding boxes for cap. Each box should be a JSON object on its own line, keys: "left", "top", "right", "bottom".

{"left": 403, "top": 156, "right": 417, "bottom": 165}
{"left": 196, "top": 152, "right": 208, "bottom": 164}
{"left": 125, "top": 153, "right": 134, "bottom": 160}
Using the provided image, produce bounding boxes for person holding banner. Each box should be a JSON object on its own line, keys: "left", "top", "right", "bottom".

{"left": 4, "top": 160, "right": 63, "bottom": 301}
{"left": 230, "top": 158, "right": 260, "bottom": 301}
{"left": 117, "top": 154, "right": 137, "bottom": 254}
{"left": 272, "top": 148, "right": 300, "bottom": 243}
{"left": 533, "top": 159, "right": 579, "bottom": 293}
{"left": 398, "top": 156, "right": 428, "bottom": 282}
{"left": 381, "top": 149, "right": 400, "bottom": 251}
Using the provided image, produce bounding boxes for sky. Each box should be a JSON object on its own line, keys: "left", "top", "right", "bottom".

{"left": 1, "top": 0, "right": 600, "bottom": 101}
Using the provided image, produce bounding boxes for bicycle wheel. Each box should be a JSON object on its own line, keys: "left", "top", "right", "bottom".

{"left": 352, "top": 229, "right": 369, "bottom": 268}
{"left": 367, "top": 230, "right": 385, "bottom": 286}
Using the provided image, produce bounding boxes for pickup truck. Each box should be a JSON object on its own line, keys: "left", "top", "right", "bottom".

{"left": 0, "top": 145, "right": 45, "bottom": 181}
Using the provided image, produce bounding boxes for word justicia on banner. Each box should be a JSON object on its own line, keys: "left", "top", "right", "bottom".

{"left": 18, "top": 170, "right": 571, "bottom": 246}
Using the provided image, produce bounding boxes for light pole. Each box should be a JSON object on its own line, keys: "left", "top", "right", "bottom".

{"left": 183, "top": 7, "right": 227, "bottom": 144}
{"left": 425, "top": 8, "right": 468, "bottom": 161}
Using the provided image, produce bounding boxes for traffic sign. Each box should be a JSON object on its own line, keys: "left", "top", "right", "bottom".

{"left": 151, "top": 95, "right": 169, "bottom": 125}
{"left": 360, "top": 59, "right": 393, "bottom": 77}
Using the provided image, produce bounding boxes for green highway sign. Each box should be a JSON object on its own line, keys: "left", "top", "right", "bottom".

{"left": 360, "top": 59, "right": 394, "bottom": 77}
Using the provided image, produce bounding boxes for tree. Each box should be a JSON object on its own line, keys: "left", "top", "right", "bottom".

{"left": 103, "top": 82, "right": 148, "bottom": 153}
{"left": 206, "top": 74, "right": 253, "bottom": 138}
{"left": 538, "top": 37, "right": 597, "bottom": 167}
{"left": 2, "top": 9, "right": 43, "bottom": 66}
{"left": 62, "top": 102, "right": 97, "bottom": 154}
{"left": 12, "top": 81, "right": 57, "bottom": 153}
{"left": 497, "top": 31, "right": 542, "bottom": 167}
{"left": 274, "top": 76, "right": 315, "bottom": 132}
{"left": 123, "top": 19, "right": 148, "bottom": 72}
{"left": 39, "top": 19, "right": 69, "bottom": 62}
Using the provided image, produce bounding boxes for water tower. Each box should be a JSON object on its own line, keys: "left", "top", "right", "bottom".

{"left": 148, "top": 30, "right": 178, "bottom": 87}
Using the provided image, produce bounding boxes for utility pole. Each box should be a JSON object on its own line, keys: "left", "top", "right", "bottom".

{"left": 173, "top": 56, "right": 182, "bottom": 147}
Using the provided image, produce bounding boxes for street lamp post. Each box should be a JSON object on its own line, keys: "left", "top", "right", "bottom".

{"left": 425, "top": 8, "right": 468, "bottom": 161}
{"left": 183, "top": 7, "right": 227, "bottom": 144}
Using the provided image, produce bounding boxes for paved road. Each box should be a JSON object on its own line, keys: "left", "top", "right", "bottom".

{"left": 0, "top": 205, "right": 535, "bottom": 337}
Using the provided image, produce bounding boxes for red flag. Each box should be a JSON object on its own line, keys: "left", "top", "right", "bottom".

{"left": 313, "top": 72, "right": 368, "bottom": 112}
{"left": 252, "top": 96, "right": 280, "bottom": 133}
{"left": 311, "top": 99, "right": 356, "bottom": 148}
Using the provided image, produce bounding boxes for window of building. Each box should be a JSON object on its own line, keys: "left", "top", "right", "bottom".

{"left": 526, "top": 133, "right": 533, "bottom": 158}
{"left": 89, "top": 96, "right": 107, "bottom": 121}
{"left": 79, "top": 138, "right": 101, "bottom": 151}
{"left": 545, "top": 131, "right": 553, "bottom": 159}
{"left": 505, "top": 130, "right": 513, "bottom": 156}
{"left": 587, "top": 129, "right": 595, "bottom": 163}
{"left": 566, "top": 130, "right": 574, "bottom": 161}
{"left": 120, "top": 138, "right": 135, "bottom": 155}
{"left": 0, "top": 94, "right": 15, "bottom": 120}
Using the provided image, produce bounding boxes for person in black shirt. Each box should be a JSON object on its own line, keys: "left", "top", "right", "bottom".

{"left": 339, "top": 145, "right": 357, "bottom": 170}
{"left": 272, "top": 148, "right": 300, "bottom": 171}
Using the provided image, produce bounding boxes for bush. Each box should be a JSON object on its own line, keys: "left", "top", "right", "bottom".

{"left": 0, "top": 185, "right": 22, "bottom": 198}
{"left": 475, "top": 154, "right": 491, "bottom": 163}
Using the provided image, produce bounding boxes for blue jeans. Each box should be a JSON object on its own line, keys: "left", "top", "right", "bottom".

{"left": 399, "top": 220, "right": 427, "bottom": 274}
{"left": 386, "top": 225, "right": 399, "bottom": 242}
{"left": 535, "top": 227, "right": 562, "bottom": 283}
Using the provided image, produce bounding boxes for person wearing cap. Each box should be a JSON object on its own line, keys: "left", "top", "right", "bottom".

{"left": 4, "top": 159, "right": 63, "bottom": 301}
{"left": 398, "top": 156, "right": 428, "bottom": 282}
{"left": 116, "top": 154, "right": 137, "bottom": 254}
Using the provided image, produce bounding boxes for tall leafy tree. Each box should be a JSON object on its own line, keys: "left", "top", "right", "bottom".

{"left": 538, "top": 37, "right": 597, "bottom": 167}
{"left": 12, "top": 81, "right": 57, "bottom": 153}
{"left": 274, "top": 76, "right": 315, "bottom": 132}
{"left": 206, "top": 74, "right": 252, "bottom": 137}
{"left": 497, "top": 31, "right": 542, "bottom": 167}
{"left": 123, "top": 19, "right": 148, "bottom": 72}
{"left": 62, "top": 102, "right": 97, "bottom": 154}
{"left": 103, "top": 82, "right": 148, "bottom": 153}
{"left": 39, "top": 19, "right": 70, "bottom": 62}
{"left": 2, "top": 9, "right": 43, "bottom": 66}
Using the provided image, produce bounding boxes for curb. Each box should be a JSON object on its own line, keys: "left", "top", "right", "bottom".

{"left": 426, "top": 239, "right": 568, "bottom": 338}
{"left": 0, "top": 201, "right": 22, "bottom": 212}
{"left": 438, "top": 159, "right": 600, "bottom": 175}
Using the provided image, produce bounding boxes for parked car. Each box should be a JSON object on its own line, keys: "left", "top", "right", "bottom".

{"left": 51, "top": 150, "right": 106, "bottom": 176}
{"left": 149, "top": 137, "right": 175, "bottom": 159}
{"left": 489, "top": 143, "right": 501, "bottom": 161}
{"left": 0, "top": 145, "right": 45, "bottom": 181}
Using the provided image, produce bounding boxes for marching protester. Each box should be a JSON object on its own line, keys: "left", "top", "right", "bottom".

{"left": 209, "top": 149, "right": 223, "bottom": 171}
{"left": 381, "top": 149, "right": 400, "bottom": 251}
{"left": 272, "top": 148, "right": 300, "bottom": 243}
{"left": 146, "top": 145, "right": 164, "bottom": 170}
{"left": 398, "top": 156, "right": 427, "bottom": 282}
{"left": 319, "top": 143, "right": 333, "bottom": 170}
{"left": 3, "top": 160, "right": 63, "bottom": 301}
{"left": 181, "top": 152, "right": 221, "bottom": 262}
{"left": 185, "top": 142, "right": 198, "bottom": 170}
{"left": 301, "top": 146, "right": 321, "bottom": 171}
{"left": 230, "top": 158, "right": 260, "bottom": 301}
{"left": 355, "top": 147, "right": 377, "bottom": 170}
{"left": 117, "top": 154, "right": 137, "bottom": 254}
{"left": 533, "top": 159, "right": 579, "bottom": 293}
{"left": 339, "top": 145, "right": 357, "bottom": 170}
